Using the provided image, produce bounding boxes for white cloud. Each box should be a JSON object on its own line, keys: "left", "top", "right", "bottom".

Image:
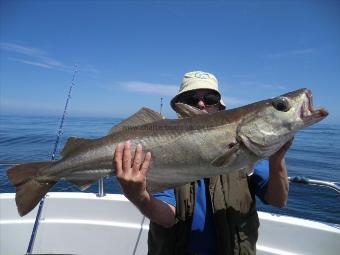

{"left": 120, "top": 81, "right": 178, "bottom": 96}
{"left": 267, "top": 48, "right": 316, "bottom": 58}
{"left": 39, "top": 56, "right": 70, "bottom": 69}
{"left": 259, "top": 83, "right": 287, "bottom": 90}
{"left": 79, "top": 64, "right": 99, "bottom": 73}
{"left": 239, "top": 81, "right": 287, "bottom": 90}
{"left": 0, "top": 42, "right": 45, "bottom": 56}
{"left": 1, "top": 42, "right": 94, "bottom": 73}
{"left": 291, "top": 49, "right": 315, "bottom": 55}
{"left": 9, "top": 58, "right": 54, "bottom": 69}
{"left": 222, "top": 96, "right": 247, "bottom": 108}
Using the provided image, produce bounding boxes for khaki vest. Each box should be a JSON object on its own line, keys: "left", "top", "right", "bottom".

{"left": 148, "top": 171, "right": 259, "bottom": 255}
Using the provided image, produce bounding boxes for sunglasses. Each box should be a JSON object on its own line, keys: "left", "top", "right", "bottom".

{"left": 179, "top": 92, "right": 221, "bottom": 106}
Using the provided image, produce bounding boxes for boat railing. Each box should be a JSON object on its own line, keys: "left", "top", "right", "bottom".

{"left": 97, "top": 177, "right": 106, "bottom": 197}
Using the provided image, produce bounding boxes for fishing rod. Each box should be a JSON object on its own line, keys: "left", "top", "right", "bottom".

{"left": 26, "top": 66, "right": 78, "bottom": 254}
{"left": 160, "top": 97, "right": 163, "bottom": 115}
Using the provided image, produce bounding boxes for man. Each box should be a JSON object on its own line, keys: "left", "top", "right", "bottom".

{"left": 114, "top": 71, "right": 293, "bottom": 254}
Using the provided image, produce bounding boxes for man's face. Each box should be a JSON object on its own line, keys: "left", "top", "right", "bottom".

{"left": 178, "top": 89, "right": 221, "bottom": 113}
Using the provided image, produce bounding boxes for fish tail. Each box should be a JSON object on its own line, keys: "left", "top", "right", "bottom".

{"left": 7, "top": 161, "right": 55, "bottom": 216}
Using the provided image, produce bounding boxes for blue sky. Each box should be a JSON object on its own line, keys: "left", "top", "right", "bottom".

{"left": 1, "top": 0, "right": 339, "bottom": 123}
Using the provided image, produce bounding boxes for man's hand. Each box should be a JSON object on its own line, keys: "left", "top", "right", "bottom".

{"left": 113, "top": 142, "right": 176, "bottom": 227}
{"left": 265, "top": 138, "right": 294, "bottom": 208}
{"left": 114, "top": 142, "right": 151, "bottom": 206}
{"left": 269, "top": 137, "right": 294, "bottom": 163}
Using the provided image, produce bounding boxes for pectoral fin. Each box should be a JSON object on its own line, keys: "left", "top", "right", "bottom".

{"left": 211, "top": 142, "right": 240, "bottom": 167}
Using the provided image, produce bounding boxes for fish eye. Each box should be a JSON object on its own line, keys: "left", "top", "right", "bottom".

{"left": 272, "top": 97, "right": 291, "bottom": 112}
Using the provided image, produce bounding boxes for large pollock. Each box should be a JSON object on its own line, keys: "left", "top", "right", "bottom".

{"left": 7, "top": 88, "right": 328, "bottom": 216}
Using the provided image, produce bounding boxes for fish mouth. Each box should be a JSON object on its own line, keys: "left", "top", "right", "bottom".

{"left": 300, "top": 89, "right": 328, "bottom": 124}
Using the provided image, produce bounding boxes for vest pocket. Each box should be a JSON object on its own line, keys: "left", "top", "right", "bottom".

{"left": 235, "top": 211, "right": 260, "bottom": 254}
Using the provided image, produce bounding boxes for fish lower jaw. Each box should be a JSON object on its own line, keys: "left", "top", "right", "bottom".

{"left": 300, "top": 90, "right": 328, "bottom": 121}
{"left": 300, "top": 100, "right": 328, "bottom": 124}
{"left": 302, "top": 110, "right": 328, "bottom": 127}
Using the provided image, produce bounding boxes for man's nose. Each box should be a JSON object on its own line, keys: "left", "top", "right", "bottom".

{"left": 197, "top": 100, "right": 206, "bottom": 109}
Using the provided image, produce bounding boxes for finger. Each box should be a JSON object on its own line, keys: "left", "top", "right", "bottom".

{"left": 281, "top": 137, "right": 294, "bottom": 151}
{"left": 140, "top": 151, "right": 151, "bottom": 176}
{"left": 122, "top": 141, "right": 132, "bottom": 171}
{"left": 274, "top": 138, "right": 294, "bottom": 160}
{"left": 113, "top": 143, "right": 124, "bottom": 176}
{"left": 132, "top": 144, "right": 143, "bottom": 172}
{"left": 288, "top": 137, "right": 294, "bottom": 146}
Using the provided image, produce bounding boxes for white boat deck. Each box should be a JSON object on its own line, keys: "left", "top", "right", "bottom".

{"left": 1, "top": 192, "right": 339, "bottom": 255}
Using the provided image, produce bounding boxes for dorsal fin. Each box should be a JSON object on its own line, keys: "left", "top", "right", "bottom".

{"left": 108, "top": 107, "right": 164, "bottom": 134}
{"left": 174, "top": 103, "right": 208, "bottom": 118}
{"left": 61, "top": 137, "right": 92, "bottom": 157}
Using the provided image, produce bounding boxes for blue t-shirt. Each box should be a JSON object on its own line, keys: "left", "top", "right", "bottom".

{"left": 152, "top": 160, "right": 270, "bottom": 254}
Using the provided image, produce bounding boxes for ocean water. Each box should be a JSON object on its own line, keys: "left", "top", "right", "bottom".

{"left": 0, "top": 115, "right": 339, "bottom": 225}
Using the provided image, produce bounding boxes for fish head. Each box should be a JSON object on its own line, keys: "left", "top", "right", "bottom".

{"left": 237, "top": 88, "right": 328, "bottom": 158}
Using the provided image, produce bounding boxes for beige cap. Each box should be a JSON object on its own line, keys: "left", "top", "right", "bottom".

{"left": 171, "top": 71, "right": 225, "bottom": 110}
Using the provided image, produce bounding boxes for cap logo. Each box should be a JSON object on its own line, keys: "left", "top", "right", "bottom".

{"left": 194, "top": 72, "right": 210, "bottom": 79}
